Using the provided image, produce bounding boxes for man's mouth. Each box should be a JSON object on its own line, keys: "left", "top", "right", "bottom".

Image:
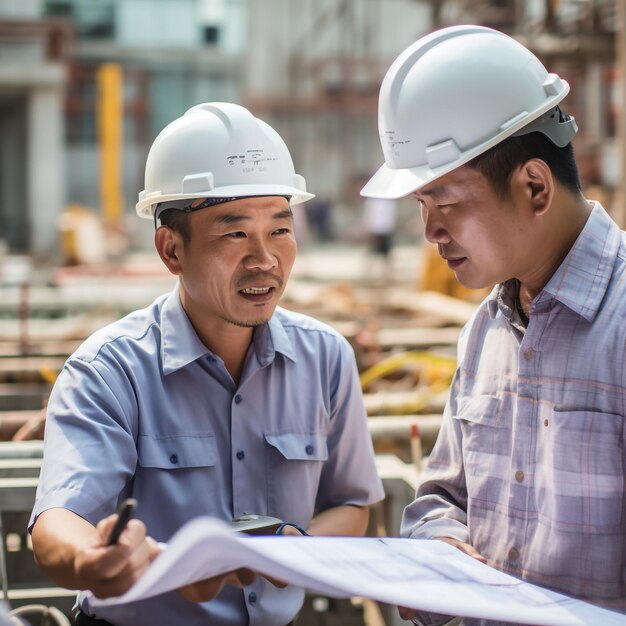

{"left": 238, "top": 285, "right": 277, "bottom": 303}
{"left": 442, "top": 256, "right": 466, "bottom": 270}
{"left": 240, "top": 286, "right": 272, "bottom": 295}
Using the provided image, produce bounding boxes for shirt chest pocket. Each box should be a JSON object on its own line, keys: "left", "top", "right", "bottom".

{"left": 138, "top": 434, "right": 218, "bottom": 469}
{"left": 265, "top": 432, "right": 329, "bottom": 462}
{"left": 536, "top": 409, "right": 624, "bottom": 531}
{"left": 264, "top": 432, "right": 328, "bottom": 524}
{"left": 453, "top": 395, "right": 513, "bottom": 512}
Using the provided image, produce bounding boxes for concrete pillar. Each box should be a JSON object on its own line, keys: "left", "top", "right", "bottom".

{"left": 27, "top": 85, "right": 65, "bottom": 259}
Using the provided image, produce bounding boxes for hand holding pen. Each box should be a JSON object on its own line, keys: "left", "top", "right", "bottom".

{"left": 72, "top": 498, "right": 160, "bottom": 599}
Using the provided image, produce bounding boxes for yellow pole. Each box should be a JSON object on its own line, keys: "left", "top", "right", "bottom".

{"left": 96, "top": 63, "right": 124, "bottom": 225}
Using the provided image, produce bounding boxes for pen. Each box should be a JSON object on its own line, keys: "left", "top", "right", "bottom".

{"left": 106, "top": 498, "right": 138, "bottom": 546}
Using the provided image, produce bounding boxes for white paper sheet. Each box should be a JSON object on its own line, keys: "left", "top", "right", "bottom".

{"left": 89, "top": 517, "right": 626, "bottom": 625}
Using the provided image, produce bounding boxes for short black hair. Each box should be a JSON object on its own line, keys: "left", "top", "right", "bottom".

{"left": 158, "top": 208, "right": 191, "bottom": 244}
{"left": 466, "top": 132, "right": 582, "bottom": 198}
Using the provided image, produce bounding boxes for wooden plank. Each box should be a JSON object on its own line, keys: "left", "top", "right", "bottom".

{"left": 0, "top": 442, "right": 44, "bottom": 459}
{"left": 0, "top": 459, "right": 41, "bottom": 478}
{"left": 0, "top": 340, "right": 81, "bottom": 358}
{"left": 364, "top": 388, "right": 448, "bottom": 416}
{"left": 368, "top": 414, "right": 441, "bottom": 451}
{"left": 0, "top": 357, "right": 66, "bottom": 382}
{"left": 0, "top": 477, "right": 38, "bottom": 511}
{"left": 386, "top": 289, "right": 479, "bottom": 326}
{"left": 375, "top": 327, "right": 459, "bottom": 349}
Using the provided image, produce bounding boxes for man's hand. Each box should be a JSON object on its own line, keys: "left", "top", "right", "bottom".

{"left": 177, "top": 568, "right": 288, "bottom": 603}
{"left": 74, "top": 512, "right": 161, "bottom": 598}
{"left": 438, "top": 537, "right": 487, "bottom": 563}
{"left": 177, "top": 569, "right": 255, "bottom": 602}
{"left": 398, "top": 537, "right": 486, "bottom": 621}
{"left": 31, "top": 507, "right": 160, "bottom": 599}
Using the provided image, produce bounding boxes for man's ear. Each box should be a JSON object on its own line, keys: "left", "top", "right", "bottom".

{"left": 155, "top": 227, "right": 183, "bottom": 276}
{"left": 514, "top": 158, "right": 554, "bottom": 216}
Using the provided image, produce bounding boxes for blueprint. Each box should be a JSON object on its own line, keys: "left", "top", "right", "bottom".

{"left": 89, "top": 516, "right": 626, "bottom": 625}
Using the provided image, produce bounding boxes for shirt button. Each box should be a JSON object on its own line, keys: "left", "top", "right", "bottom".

{"left": 523, "top": 348, "right": 534, "bottom": 360}
{"left": 234, "top": 394, "right": 242, "bottom": 405}
{"left": 169, "top": 453, "right": 178, "bottom": 465}
{"left": 236, "top": 450, "right": 245, "bottom": 461}
{"left": 248, "top": 591, "right": 257, "bottom": 604}
{"left": 543, "top": 419, "right": 549, "bottom": 427}
{"left": 207, "top": 356, "right": 216, "bottom": 363}
{"left": 305, "top": 444, "right": 314, "bottom": 455}
{"left": 509, "top": 547, "right": 519, "bottom": 561}
{"left": 515, "top": 470, "right": 524, "bottom": 482}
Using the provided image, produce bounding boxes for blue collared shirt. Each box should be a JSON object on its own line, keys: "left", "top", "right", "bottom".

{"left": 31, "top": 288, "right": 384, "bottom": 626}
{"left": 402, "top": 202, "right": 626, "bottom": 624}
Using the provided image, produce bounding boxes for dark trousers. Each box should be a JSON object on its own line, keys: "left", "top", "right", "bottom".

{"left": 76, "top": 611, "right": 295, "bottom": 626}
{"left": 75, "top": 612, "right": 115, "bottom": 626}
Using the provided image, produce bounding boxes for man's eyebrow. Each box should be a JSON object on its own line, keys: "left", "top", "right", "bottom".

{"left": 415, "top": 184, "right": 448, "bottom": 199}
{"left": 214, "top": 207, "right": 293, "bottom": 225}
{"left": 215, "top": 213, "right": 250, "bottom": 225}
{"left": 274, "top": 208, "right": 294, "bottom": 220}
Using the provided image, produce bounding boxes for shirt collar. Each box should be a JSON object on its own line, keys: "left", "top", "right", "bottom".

{"left": 542, "top": 202, "right": 620, "bottom": 321}
{"left": 488, "top": 202, "right": 621, "bottom": 323}
{"left": 160, "top": 289, "right": 297, "bottom": 375}
{"left": 253, "top": 309, "right": 297, "bottom": 366}
{"left": 161, "top": 286, "right": 211, "bottom": 375}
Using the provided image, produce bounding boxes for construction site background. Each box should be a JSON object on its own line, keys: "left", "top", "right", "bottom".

{"left": 0, "top": 1, "right": 623, "bottom": 625}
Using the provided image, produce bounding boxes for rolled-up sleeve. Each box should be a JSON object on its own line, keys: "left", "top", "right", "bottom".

{"left": 29, "top": 356, "right": 137, "bottom": 531}
{"left": 401, "top": 368, "right": 469, "bottom": 544}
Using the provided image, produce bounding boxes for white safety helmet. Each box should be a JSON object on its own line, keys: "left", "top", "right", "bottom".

{"left": 136, "top": 102, "right": 314, "bottom": 218}
{"left": 361, "top": 25, "right": 578, "bottom": 199}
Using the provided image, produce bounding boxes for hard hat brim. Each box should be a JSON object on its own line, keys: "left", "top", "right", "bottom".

{"left": 137, "top": 184, "right": 315, "bottom": 219}
{"left": 360, "top": 162, "right": 432, "bottom": 200}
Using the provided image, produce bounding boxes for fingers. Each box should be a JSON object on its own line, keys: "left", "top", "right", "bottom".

{"left": 177, "top": 569, "right": 289, "bottom": 604}
{"left": 398, "top": 606, "right": 416, "bottom": 621}
{"left": 75, "top": 515, "right": 154, "bottom": 598}
{"left": 439, "top": 537, "right": 488, "bottom": 563}
{"left": 234, "top": 568, "right": 256, "bottom": 587}
{"left": 264, "top": 574, "right": 288, "bottom": 588}
{"left": 177, "top": 575, "right": 229, "bottom": 603}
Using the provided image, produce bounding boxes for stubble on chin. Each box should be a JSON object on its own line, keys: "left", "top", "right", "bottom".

{"left": 227, "top": 316, "right": 272, "bottom": 328}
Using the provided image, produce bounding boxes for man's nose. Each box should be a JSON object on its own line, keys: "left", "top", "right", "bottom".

{"left": 422, "top": 204, "right": 451, "bottom": 245}
{"left": 244, "top": 237, "right": 278, "bottom": 271}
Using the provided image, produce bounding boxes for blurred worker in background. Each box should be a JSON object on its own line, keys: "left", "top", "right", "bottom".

{"left": 362, "top": 196, "right": 397, "bottom": 283}
{"left": 29, "top": 102, "right": 384, "bottom": 626}
{"left": 362, "top": 25, "right": 626, "bottom": 624}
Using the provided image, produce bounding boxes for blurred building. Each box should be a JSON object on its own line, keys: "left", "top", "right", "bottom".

{"left": 0, "top": 0, "right": 621, "bottom": 258}
{"left": 0, "top": 0, "right": 70, "bottom": 257}
{"left": 0, "top": 0, "right": 245, "bottom": 257}
{"left": 244, "top": 0, "right": 433, "bottom": 238}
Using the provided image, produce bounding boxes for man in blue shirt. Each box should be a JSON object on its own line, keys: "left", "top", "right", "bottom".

{"left": 29, "top": 102, "right": 384, "bottom": 626}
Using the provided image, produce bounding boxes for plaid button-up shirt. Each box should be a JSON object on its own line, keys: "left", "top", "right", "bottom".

{"left": 402, "top": 202, "right": 626, "bottom": 623}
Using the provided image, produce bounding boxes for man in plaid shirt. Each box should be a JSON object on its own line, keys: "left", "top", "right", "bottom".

{"left": 362, "top": 25, "right": 626, "bottom": 625}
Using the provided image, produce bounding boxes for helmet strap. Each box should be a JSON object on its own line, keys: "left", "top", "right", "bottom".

{"left": 512, "top": 106, "right": 578, "bottom": 148}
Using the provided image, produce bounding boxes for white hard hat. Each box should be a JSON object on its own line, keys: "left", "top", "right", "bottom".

{"left": 361, "top": 25, "right": 578, "bottom": 199}
{"left": 137, "top": 102, "right": 314, "bottom": 218}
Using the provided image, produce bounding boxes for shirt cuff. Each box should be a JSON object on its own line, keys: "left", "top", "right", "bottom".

{"left": 404, "top": 518, "right": 469, "bottom": 544}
